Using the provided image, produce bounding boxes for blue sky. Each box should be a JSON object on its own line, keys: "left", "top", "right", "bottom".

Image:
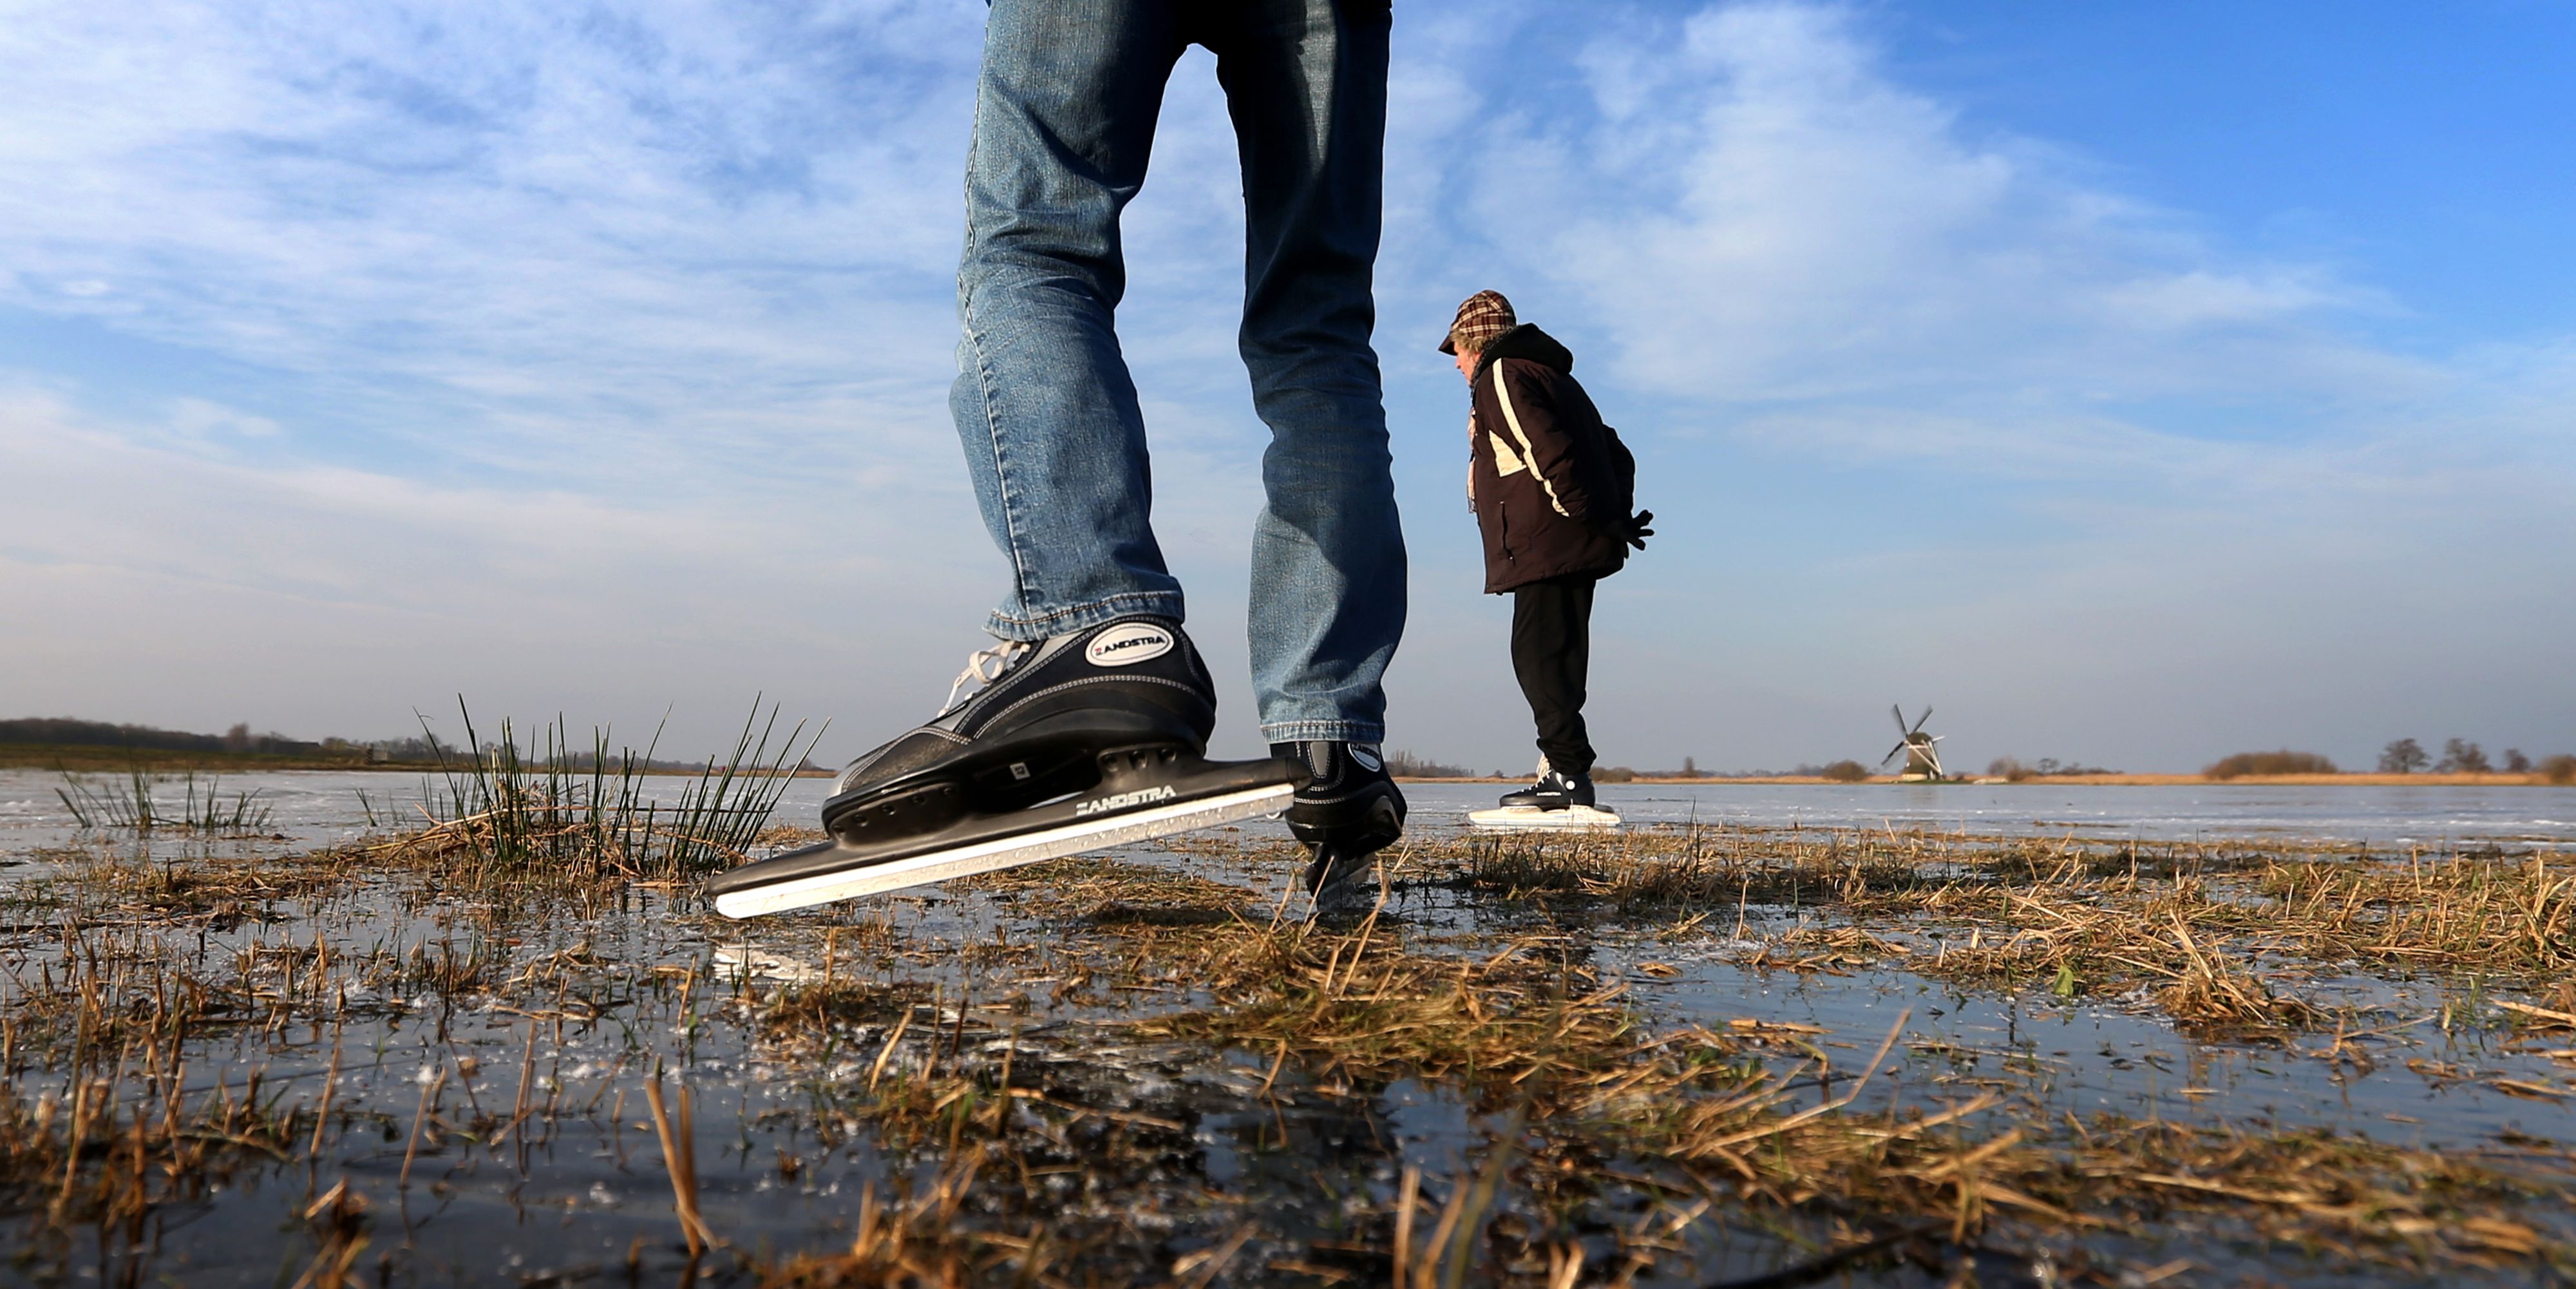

{"left": 3, "top": 1, "right": 2571, "bottom": 774}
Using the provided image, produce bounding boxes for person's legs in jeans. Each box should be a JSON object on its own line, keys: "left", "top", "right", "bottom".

{"left": 956, "top": 0, "right": 1402, "bottom": 745}
{"left": 954, "top": 2, "right": 1189, "bottom": 642}
{"left": 1209, "top": 0, "right": 1405, "bottom": 746}
{"left": 1510, "top": 573, "right": 1597, "bottom": 774}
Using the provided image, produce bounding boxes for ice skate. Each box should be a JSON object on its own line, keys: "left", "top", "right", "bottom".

{"left": 709, "top": 618, "right": 1302, "bottom": 919}
{"left": 1273, "top": 740, "right": 1406, "bottom": 916}
{"left": 1469, "top": 803, "right": 1620, "bottom": 831}
{"left": 1496, "top": 757, "right": 1591, "bottom": 810}
{"left": 1472, "top": 758, "right": 1620, "bottom": 831}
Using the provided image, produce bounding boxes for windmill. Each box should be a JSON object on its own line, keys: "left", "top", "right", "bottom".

{"left": 1880, "top": 705, "right": 1946, "bottom": 781}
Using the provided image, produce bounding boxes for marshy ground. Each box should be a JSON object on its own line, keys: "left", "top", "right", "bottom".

{"left": 3, "top": 777, "right": 2572, "bottom": 1286}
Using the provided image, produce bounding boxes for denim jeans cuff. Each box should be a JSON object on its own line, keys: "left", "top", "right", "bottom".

{"left": 1258, "top": 720, "right": 1388, "bottom": 746}
{"left": 984, "top": 592, "right": 1186, "bottom": 644}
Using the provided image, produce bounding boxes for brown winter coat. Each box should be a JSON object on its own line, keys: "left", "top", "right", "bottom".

{"left": 1466, "top": 325, "right": 1633, "bottom": 593}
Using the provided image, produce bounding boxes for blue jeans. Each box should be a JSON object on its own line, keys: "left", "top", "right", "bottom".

{"left": 952, "top": 0, "right": 1405, "bottom": 745}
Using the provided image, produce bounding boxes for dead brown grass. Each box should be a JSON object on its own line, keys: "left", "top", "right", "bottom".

{"left": 953, "top": 856, "right": 1254, "bottom": 924}
{"left": 8, "top": 812, "right": 2570, "bottom": 1284}
{"left": 756, "top": 1150, "right": 1065, "bottom": 1288}
{"left": 1113, "top": 916, "right": 2567, "bottom": 1274}
{"left": 0, "top": 1042, "right": 308, "bottom": 1229}
{"left": 1426, "top": 828, "right": 2571, "bottom": 1035}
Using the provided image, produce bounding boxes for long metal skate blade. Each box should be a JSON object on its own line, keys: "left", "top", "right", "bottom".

{"left": 1467, "top": 804, "right": 1622, "bottom": 832}
{"left": 713, "top": 782, "right": 1293, "bottom": 919}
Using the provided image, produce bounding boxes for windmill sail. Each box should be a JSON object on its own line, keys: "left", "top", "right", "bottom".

{"left": 1880, "top": 703, "right": 1947, "bottom": 779}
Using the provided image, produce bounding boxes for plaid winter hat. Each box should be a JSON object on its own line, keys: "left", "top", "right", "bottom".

{"left": 1438, "top": 289, "right": 1515, "bottom": 354}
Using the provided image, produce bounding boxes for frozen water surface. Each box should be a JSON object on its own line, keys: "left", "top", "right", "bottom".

{"left": 1, "top": 767, "right": 2570, "bottom": 1285}
{"left": 10, "top": 769, "right": 2575, "bottom": 850}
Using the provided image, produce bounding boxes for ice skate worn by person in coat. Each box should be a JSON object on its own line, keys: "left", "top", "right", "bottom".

{"left": 1497, "top": 757, "right": 1592, "bottom": 810}
{"left": 711, "top": 0, "right": 1408, "bottom": 917}
{"left": 1439, "top": 291, "right": 1649, "bottom": 834}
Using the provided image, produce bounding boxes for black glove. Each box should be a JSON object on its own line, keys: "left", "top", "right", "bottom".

{"left": 1619, "top": 508, "right": 1654, "bottom": 551}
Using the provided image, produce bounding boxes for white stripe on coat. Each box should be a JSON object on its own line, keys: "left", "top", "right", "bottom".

{"left": 1490, "top": 362, "right": 1570, "bottom": 517}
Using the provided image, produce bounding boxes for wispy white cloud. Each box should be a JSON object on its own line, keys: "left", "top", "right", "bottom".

{"left": 0, "top": 1, "right": 983, "bottom": 495}
{"left": 167, "top": 397, "right": 285, "bottom": 441}
{"left": 1439, "top": 3, "right": 2434, "bottom": 430}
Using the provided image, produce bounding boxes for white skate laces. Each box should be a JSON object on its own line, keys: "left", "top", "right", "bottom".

{"left": 942, "top": 640, "right": 1035, "bottom": 713}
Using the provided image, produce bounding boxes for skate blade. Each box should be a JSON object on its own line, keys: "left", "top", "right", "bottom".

{"left": 713, "top": 782, "right": 1294, "bottom": 919}
{"left": 1468, "top": 805, "right": 1622, "bottom": 831}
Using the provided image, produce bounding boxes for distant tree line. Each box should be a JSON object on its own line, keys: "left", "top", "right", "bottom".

{"left": 2203, "top": 749, "right": 2338, "bottom": 779}
{"left": 0, "top": 716, "right": 350, "bottom": 757}
{"left": 2378, "top": 737, "right": 2574, "bottom": 783}
{"left": 2196, "top": 741, "right": 2572, "bottom": 782}
{"left": 1, "top": 716, "right": 443, "bottom": 763}
{"left": 2, "top": 717, "right": 234, "bottom": 754}
{"left": 1381, "top": 750, "right": 1475, "bottom": 778}
{"left": 1985, "top": 756, "right": 2119, "bottom": 781}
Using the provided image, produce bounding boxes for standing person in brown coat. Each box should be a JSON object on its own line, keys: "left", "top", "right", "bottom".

{"left": 1443, "top": 290, "right": 1651, "bottom": 810}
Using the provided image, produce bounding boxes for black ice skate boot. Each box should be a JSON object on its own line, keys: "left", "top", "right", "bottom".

{"left": 1498, "top": 758, "right": 1593, "bottom": 811}
{"left": 708, "top": 618, "right": 1304, "bottom": 917}
{"left": 1271, "top": 741, "right": 1406, "bottom": 916}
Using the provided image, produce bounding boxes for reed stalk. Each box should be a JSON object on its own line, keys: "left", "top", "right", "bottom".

{"left": 401, "top": 696, "right": 821, "bottom": 883}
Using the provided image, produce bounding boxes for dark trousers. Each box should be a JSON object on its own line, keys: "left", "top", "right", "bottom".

{"left": 1510, "top": 573, "right": 1596, "bottom": 776}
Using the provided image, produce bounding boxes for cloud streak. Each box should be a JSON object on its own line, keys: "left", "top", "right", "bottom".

{"left": 1, "top": 1, "right": 983, "bottom": 495}
{"left": 1439, "top": 5, "right": 2436, "bottom": 434}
